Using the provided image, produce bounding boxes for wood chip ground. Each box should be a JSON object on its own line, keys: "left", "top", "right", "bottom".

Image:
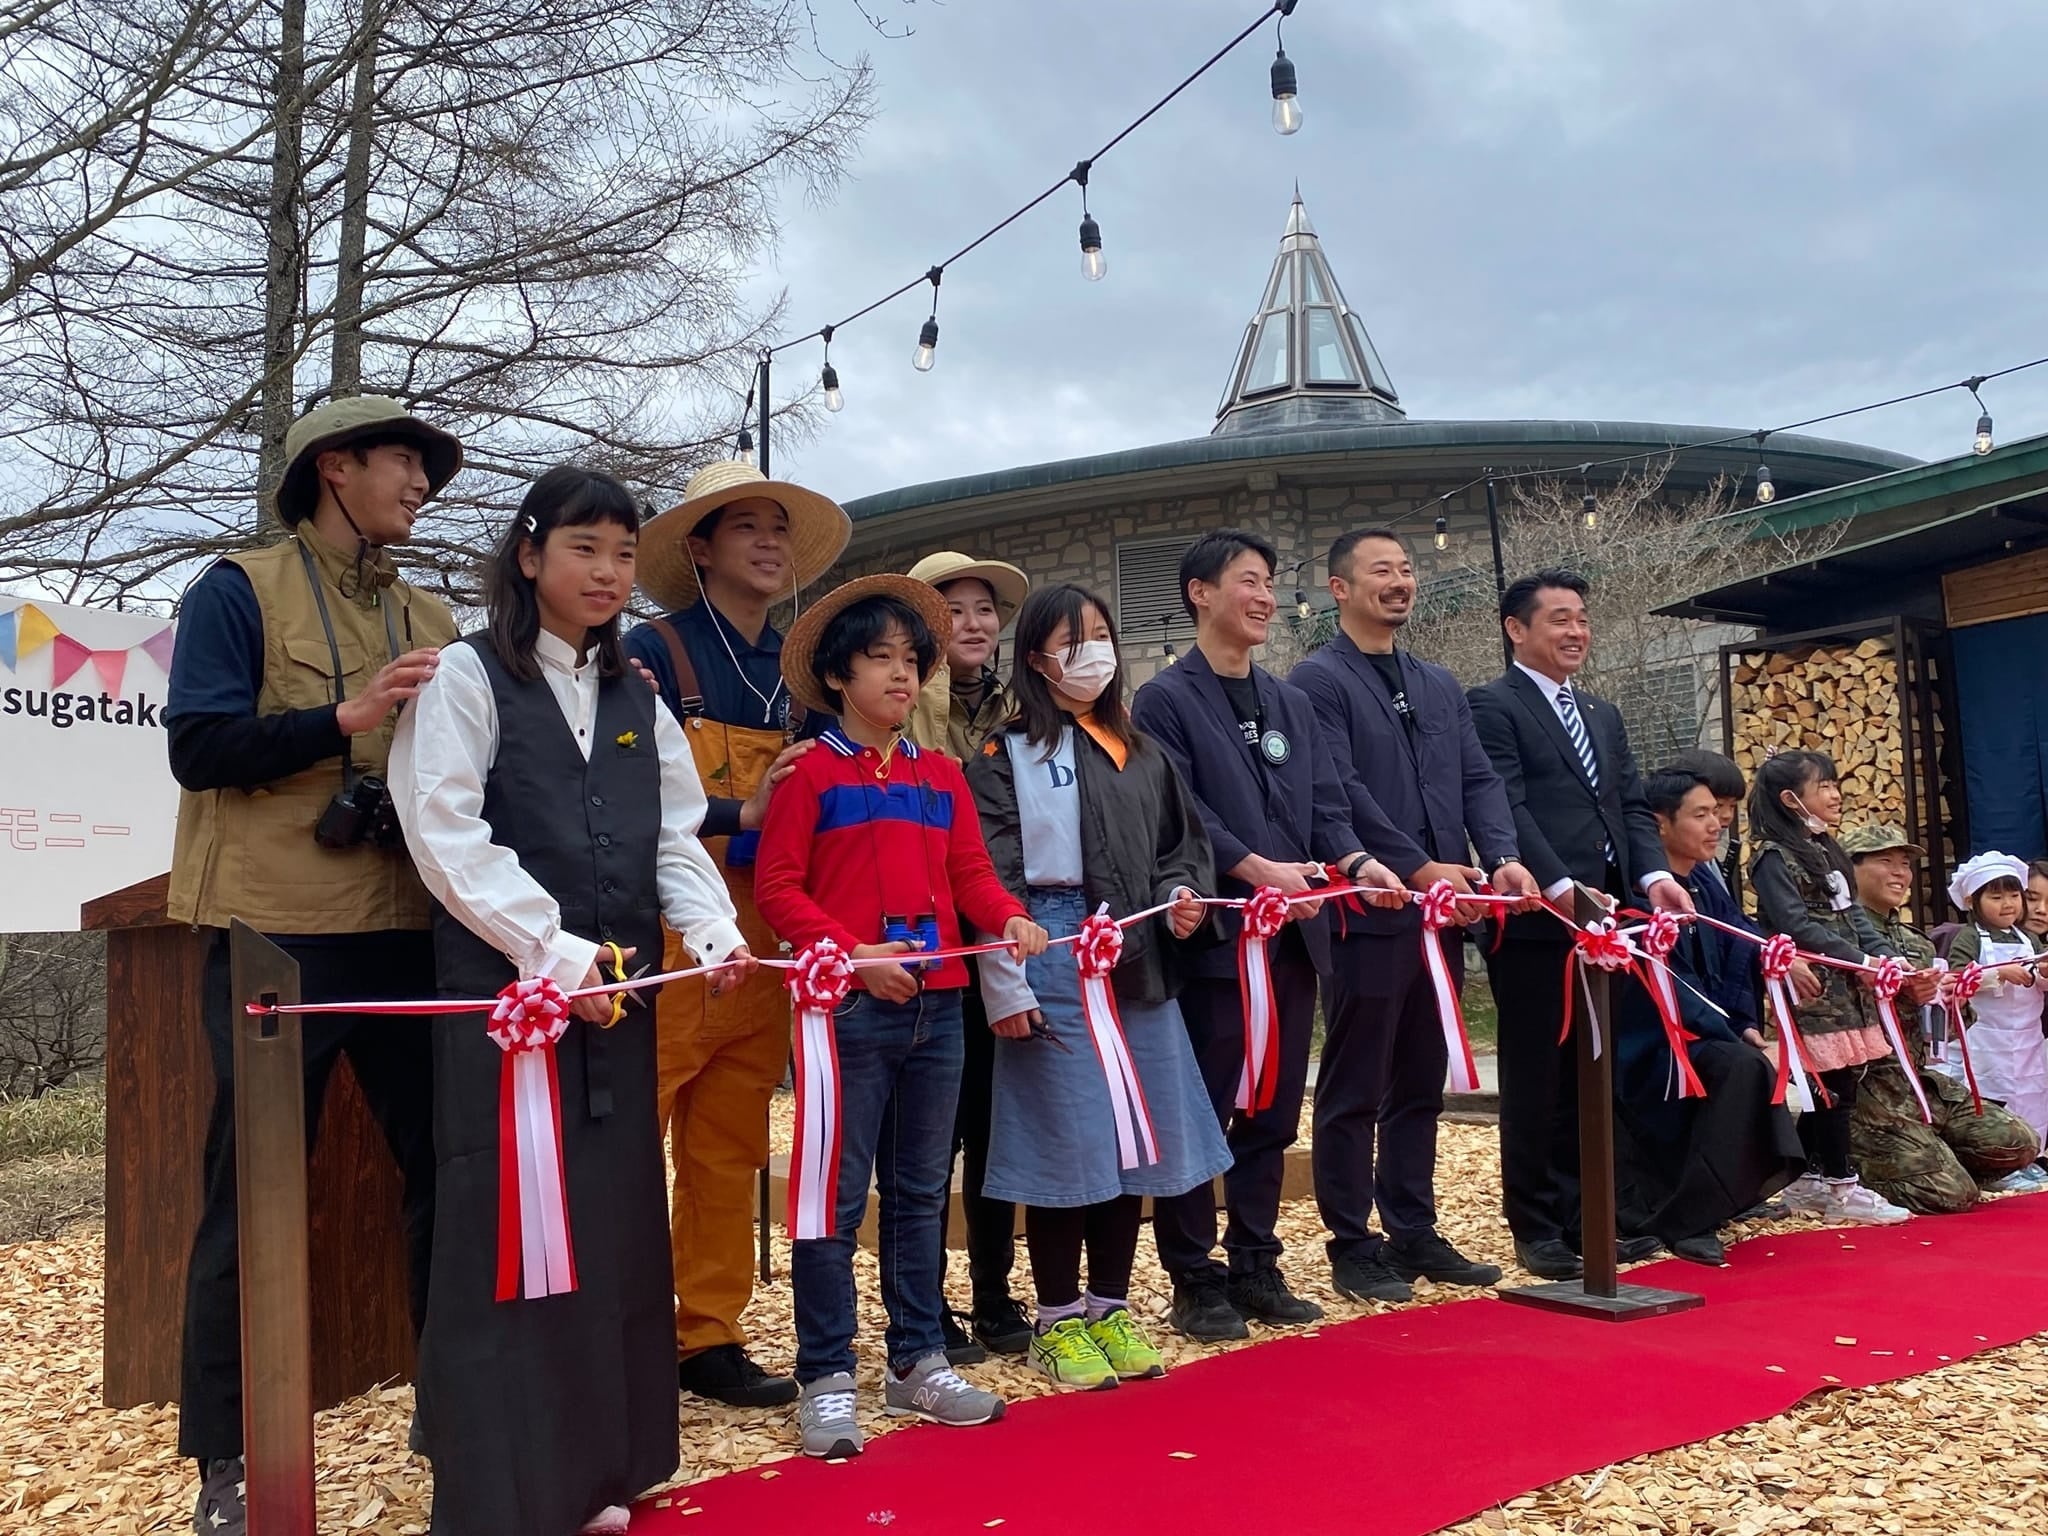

{"left": 7, "top": 1111, "right": 2040, "bottom": 1533}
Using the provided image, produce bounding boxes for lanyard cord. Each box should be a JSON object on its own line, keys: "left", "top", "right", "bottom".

{"left": 296, "top": 538, "right": 400, "bottom": 791}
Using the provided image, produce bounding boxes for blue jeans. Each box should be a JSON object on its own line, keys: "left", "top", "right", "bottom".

{"left": 791, "top": 988, "right": 964, "bottom": 1382}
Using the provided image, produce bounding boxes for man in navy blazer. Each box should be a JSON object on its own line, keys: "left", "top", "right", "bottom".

{"left": 1292, "top": 529, "right": 1540, "bottom": 1303}
{"left": 1466, "top": 568, "right": 1694, "bottom": 1280}
{"left": 1132, "top": 528, "right": 1405, "bottom": 1343}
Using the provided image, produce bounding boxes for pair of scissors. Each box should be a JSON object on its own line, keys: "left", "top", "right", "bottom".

{"left": 1025, "top": 1015, "right": 1073, "bottom": 1054}
{"left": 601, "top": 942, "right": 653, "bottom": 1028}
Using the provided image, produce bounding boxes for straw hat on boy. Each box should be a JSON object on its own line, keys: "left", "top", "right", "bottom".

{"left": 637, "top": 460, "right": 852, "bottom": 612}
{"left": 780, "top": 575, "right": 954, "bottom": 717}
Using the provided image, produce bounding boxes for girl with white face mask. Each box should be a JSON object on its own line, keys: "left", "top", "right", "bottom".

{"left": 965, "top": 583, "right": 1231, "bottom": 1392}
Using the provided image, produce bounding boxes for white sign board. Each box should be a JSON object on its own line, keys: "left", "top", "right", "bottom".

{"left": 0, "top": 593, "right": 179, "bottom": 932}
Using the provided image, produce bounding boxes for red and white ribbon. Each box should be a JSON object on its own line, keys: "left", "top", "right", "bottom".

{"left": 1636, "top": 911, "right": 1705, "bottom": 1101}
{"left": 1560, "top": 917, "right": 1633, "bottom": 1059}
{"left": 1235, "top": 885, "right": 1291, "bottom": 1116}
{"left": 1418, "top": 880, "right": 1481, "bottom": 1093}
{"left": 1944, "top": 961, "right": 1988, "bottom": 1116}
{"left": 1075, "top": 906, "right": 1160, "bottom": 1170}
{"left": 489, "top": 977, "right": 577, "bottom": 1303}
{"left": 1760, "top": 934, "right": 1829, "bottom": 1112}
{"left": 787, "top": 941, "right": 855, "bottom": 1240}
{"left": 1869, "top": 956, "right": 1932, "bottom": 1124}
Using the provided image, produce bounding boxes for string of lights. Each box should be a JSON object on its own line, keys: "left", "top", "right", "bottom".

{"left": 726, "top": 0, "right": 1305, "bottom": 450}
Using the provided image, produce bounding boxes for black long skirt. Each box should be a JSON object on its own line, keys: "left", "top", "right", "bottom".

{"left": 1616, "top": 1038, "right": 1806, "bottom": 1245}
{"left": 417, "top": 988, "right": 678, "bottom": 1536}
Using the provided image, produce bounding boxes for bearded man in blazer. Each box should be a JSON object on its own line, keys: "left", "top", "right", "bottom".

{"left": 1466, "top": 568, "right": 1694, "bottom": 1281}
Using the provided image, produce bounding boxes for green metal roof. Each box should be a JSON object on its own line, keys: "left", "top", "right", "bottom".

{"left": 842, "top": 419, "right": 1917, "bottom": 526}
{"left": 1746, "top": 429, "right": 2048, "bottom": 536}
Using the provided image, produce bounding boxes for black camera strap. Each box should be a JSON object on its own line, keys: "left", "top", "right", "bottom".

{"left": 297, "top": 538, "right": 401, "bottom": 792}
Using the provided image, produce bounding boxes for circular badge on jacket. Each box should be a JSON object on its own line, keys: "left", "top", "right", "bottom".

{"left": 1260, "top": 729, "right": 1291, "bottom": 766}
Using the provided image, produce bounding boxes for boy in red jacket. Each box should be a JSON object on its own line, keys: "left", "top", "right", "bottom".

{"left": 757, "top": 574, "right": 1047, "bottom": 1458}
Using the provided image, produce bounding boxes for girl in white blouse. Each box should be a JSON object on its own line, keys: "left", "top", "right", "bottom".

{"left": 391, "top": 466, "right": 752, "bottom": 1536}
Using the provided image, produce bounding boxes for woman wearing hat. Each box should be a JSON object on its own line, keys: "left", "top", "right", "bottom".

{"left": 622, "top": 461, "right": 851, "bottom": 1409}
{"left": 902, "top": 551, "right": 1036, "bottom": 1361}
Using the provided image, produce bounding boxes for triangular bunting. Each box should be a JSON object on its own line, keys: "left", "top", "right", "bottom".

{"left": 0, "top": 609, "right": 15, "bottom": 670}
{"left": 91, "top": 649, "right": 128, "bottom": 698}
{"left": 140, "top": 625, "right": 176, "bottom": 674}
{"left": 14, "top": 603, "right": 58, "bottom": 659}
{"left": 49, "top": 633, "right": 91, "bottom": 689}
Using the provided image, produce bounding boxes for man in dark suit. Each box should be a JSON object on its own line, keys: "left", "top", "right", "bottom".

{"left": 1292, "top": 529, "right": 1540, "bottom": 1302}
{"left": 1132, "top": 528, "right": 1406, "bottom": 1342}
{"left": 1466, "top": 568, "right": 1694, "bottom": 1280}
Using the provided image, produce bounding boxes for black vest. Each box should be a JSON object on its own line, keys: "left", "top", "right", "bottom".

{"left": 432, "top": 635, "right": 665, "bottom": 1031}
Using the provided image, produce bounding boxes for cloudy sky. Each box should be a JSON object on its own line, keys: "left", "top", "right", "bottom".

{"left": 738, "top": 0, "right": 2048, "bottom": 506}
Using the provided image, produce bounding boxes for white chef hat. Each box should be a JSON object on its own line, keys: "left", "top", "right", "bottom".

{"left": 1947, "top": 851, "right": 2030, "bottom": 912}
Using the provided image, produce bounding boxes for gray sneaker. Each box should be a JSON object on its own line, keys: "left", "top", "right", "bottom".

{"left": 884, "top": 1352, "right": 1006, "bottom": 1427}
{"left": 798, "top": 1373, "right": 863, "bottom": 1459}
{"left": 193, "top": 1456, "right": 246, "bottom": 1534}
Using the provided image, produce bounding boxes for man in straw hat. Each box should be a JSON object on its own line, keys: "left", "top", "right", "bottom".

{"left": 623, "top": 459, "right": 851, "bottom": 1408}
{"left": 164, "top": 393, "right": 463, "bottom": 1534}
{"left": 903, "top": 551, "right": 1036, "bottom": 1362}
{"left": 755, "top": 572, "right": 1046, "bottom": 1455}
{"left": 1843, "top": 825, "right": 2043, "bottom": 1210}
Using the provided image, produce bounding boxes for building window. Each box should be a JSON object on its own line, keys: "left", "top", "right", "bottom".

{"left": 1302, "top": 307, "right": 1356, "bottom": 385}
{"left": 1116, "top": 537, "right": 1198, "bottom": 642}
{"left": 1243, "top": 313, "right": 1290, "bottom": 394}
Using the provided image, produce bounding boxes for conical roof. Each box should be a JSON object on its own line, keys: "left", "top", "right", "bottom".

{"left": 1213, "top": 191, "right": 1403, "bottom": 436}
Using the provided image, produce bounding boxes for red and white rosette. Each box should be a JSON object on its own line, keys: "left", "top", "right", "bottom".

{"left": 1637, "top": 911, "right": 1705, "bottom": 1101}
{"left": 1869, "top": 956, "right": 1931, "bottom": 1124}
{"left": 1418, "top": 880, "right": 1481, "bottom": 1093}
{"left": 1944, "top": 961, "right": 1988, "bottom": 1116}
{"left": 1235, "top": 885, "right": 1291, "bottom": 1116}
{"left": 787, "top": 940, "right": 855, "bottom": 1240}
{"left": 1760, "top": 934, "right": 1829, "bottom": 1112}
{"left": 1559, "top": 917, "right": 1633, "bottom": 1059}
{"left": 1075, "top": 905, "right": 1160, "bottom": 1170}
{"left": 489, "top": 976, "right": 577, "bottom": 1303}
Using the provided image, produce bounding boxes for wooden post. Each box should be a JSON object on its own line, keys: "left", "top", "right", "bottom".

{"left": 230, "top": 921, "right": 316, "bottom": 1535}
{"left": 1500, "top": 887, "right": 1704, "bottom": 1322}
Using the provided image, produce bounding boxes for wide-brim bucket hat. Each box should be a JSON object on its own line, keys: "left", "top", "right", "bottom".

{"left": 905, "top": 551, "right": 1030, "bottom": 622}
{"left": 781, "top": 574, "right": 954, "bottom": 717}
{"left": 637, "top": 460, "right": 853, "bottom": 612}
{"left": 273, "top": 394, "right": 463, "bottom": 526}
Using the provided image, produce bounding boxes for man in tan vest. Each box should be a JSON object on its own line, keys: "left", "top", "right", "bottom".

{"left": 165, "top": 394, "right": 462, "bottom": 1536}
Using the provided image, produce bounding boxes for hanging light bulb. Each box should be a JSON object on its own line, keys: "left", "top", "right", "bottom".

{"left": 820, "top": 363, "right": 843, "bottom": 413}
{"left": 1976, "top": 411, "right": 1995, "bottom": 456}
{"left": 1433, "top": 515, "right": 1449, "bottom": 551}
{"left": 1270, "top": 47, "right": 1301, "bottom": 135}
{"left": 912, "top": 317, "right": 939, "bottom": 373}
{"left": 1755, "top": 463, "right": 1775, "bottom": 504}
{"left": 1079, "top": 214, "right": 1106, "bottom": 282}
{"left": 735, "top": 426, "right": 754, "bottom": 466}
{"left": 1295, "top": 588, "right": 1312, "bottom": 619}
{"left": 1581, "top": 492, "right": 1599, "bottom": 531}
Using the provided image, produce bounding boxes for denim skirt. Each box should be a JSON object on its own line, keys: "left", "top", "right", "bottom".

{"left": 983, "top": 887, "right": 1232, "bottom": 1207}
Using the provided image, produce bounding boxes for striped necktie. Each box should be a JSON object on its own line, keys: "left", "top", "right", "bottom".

{"left": 1555, "top": 683, "right": 1599, "bottom": 790}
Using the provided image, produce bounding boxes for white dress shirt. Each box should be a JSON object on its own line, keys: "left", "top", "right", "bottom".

{"left": 390, "top": 628, "right": 745, "bottom": 991}
{"left": 1512, "top": 662, "right": 1674, "bottom": 903}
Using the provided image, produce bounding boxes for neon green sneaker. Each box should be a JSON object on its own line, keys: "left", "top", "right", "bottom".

{"left": 1088, "top": 1307, "right": 1166, "bottom": 1381}
{"left": 1028, "top": 1317, "right": 1120, "bottom": 1391}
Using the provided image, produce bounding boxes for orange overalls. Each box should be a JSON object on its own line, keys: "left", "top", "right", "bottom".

{"left": 647, "top": 623, "right": 797, "bottom": 1361}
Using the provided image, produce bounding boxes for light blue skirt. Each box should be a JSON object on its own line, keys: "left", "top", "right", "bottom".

{"left": 983, "top": 887, "right": 1232, "bottom": 1207}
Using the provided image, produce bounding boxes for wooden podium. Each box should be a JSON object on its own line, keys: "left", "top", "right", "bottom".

{"left": 86, "top": 874, "right": 416, "bottom": 1410}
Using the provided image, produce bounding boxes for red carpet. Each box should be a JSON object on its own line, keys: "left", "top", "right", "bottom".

{"left": 636, "top": 1199, "right": 2048, "bottom": 1535}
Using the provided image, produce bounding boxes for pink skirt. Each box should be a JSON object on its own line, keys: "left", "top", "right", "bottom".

{"left": 1795, "top": 1022, "right": 1894, "bottom": 1073}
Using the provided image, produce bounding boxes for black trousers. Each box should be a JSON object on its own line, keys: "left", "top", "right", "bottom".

{"left": 178, "top": 928, "right": 437, "bottom": 1460}
{"left": 1154, "top": 947, "right": 1318, "bottom": 1284}
{"left": 1315, "top": 927, "right": 1455, "bottom": 1260}
{"left": 939, "top": 974, "right": 1017, "bottom": 1310}
{"left": 1023, "top": 1195, "right": 1143, "bottom": 1307}
{"left": 1486, "top": 933, "right": 1585, "bottom": 1247}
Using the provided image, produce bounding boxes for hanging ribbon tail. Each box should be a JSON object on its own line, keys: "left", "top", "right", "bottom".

{"left": 1422, "top": 925, "right": 1480, "bottom": 1094}
{"left": 1873, "top": 994, "right": 1933, "bottom": 1124}
{"left": 1638, "top": 957, "right": 1706, "bottom": 1101}
{"left": 1235, "top": 927, "right": 1281, "bottom": 1115}
{"left": 788, "top": 1002, "right": 844, "bottom": 1240}
{"left": 497, "top": 1043, "right": 577, "bottom": 1301}
{"left": 1558, "top": 952, "right": 1576, "bottom": 1047}
{"left": 1080, "top": 969, "right": 1160, "bottom": 1170}
{"left": 1947, "top": 1000, "right": 1986, "bottom": 1116}
{"left": 1765, "top": 977, "right": 1830, "bottom": 1112}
